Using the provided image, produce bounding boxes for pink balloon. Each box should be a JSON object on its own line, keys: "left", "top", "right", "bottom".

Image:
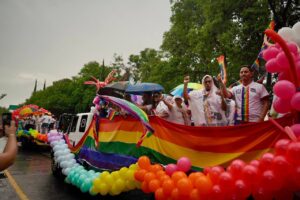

{"left": 291, "top": 93, "right": 300, "bottom": 111}
{"left": 176, "top": 157, "right": 191, "bottom": 172}
{"left": 273, "top": 97, "right": 292, "bottom": 113}
{"left": 273, "top": 80, "right": 296, "bottom": 100}
{"left": 291, "top": 124, "right": 300, "bottom": 137}
{"left": 263, "top": 47, "right": 280, "bottom": 61}
{"left": 296, "top": 61, "right": 300, "bottom": 79}
{"left": 165, "top": 164, "right": 178, "bottom": 176}
{"left": 276, "top": 52, "right": 290, "bottom": 72}
{"left": 265, "top": 58, "right": 281, "bottom": 73}
{"left": 278, "top": 71, "right": 291, "bottom": 81}
{"left": 93, "top": 96, "right": 100, "bottom": 105}
{"left": 287, "top": 42, "right": 299, "bottom": 55}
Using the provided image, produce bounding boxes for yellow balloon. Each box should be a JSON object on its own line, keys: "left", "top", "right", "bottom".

{"left": 98, "top": 183, "right": 109, "bottom": 196}
{"left": 93, "top": 177, "right": 101, "bottom": 187}
{"left": 89, "top": 186, "right": 99, "bottom": 195}
{"left": 109, "top": 184, "right": 121, "bottom": 196}
{"left": 115, "top": 178, "right": 125, "bottom": 191}
{"left": 111, "top": 171, "right": 120, "bottom": 179}
{"left": 125, "top": 169, "right": 135, "bottom": 181}
{"left": 104, "top": 174, "right": 114, "bottom": 186}
{"left": 119, "top": 167, "right": 128, "bottom": 177}
{"left": 129, "top": 163, "right": 138, "bottom": 170}
{"left": 100, "top": 171, "right": 110, "bottom": 178}
{"left": 125, "top": 180, "right": 136, "bottom": 191}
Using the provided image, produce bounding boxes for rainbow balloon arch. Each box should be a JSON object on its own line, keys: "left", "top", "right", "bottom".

{"left": 47, "top": 22, "right": 300, "bottom": 200}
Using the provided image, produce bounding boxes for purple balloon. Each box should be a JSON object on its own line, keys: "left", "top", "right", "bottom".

{"left": 291, "top": 93, "right": 300, "bottom": 111}
{"left": 273, "top": 97, "right": 291, "bottom": 113}
{"left": 177, "top": 157, "right": 191, "bottom": 172}
{"left": 165, "top": 164, "right": 177, "bottom": 176}
{"left": 291, "top": 124, "right": 300, "bottom": 137}
{"left": 263, "top": 47, "right": 280, "bottom": 61}
{"left": 273, "top": 80, "right": 296, "bottom": 100}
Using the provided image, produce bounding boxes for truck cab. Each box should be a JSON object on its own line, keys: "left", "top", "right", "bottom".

{"left": 58, "top": 111, "right": 94, "bottom": 146}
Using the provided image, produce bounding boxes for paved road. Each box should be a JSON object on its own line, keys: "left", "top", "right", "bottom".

{"left": 1, "top": 144, "right": 153, "bottom": 200}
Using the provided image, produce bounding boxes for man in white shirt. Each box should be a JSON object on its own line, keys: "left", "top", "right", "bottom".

{"left": 221, "top": 65, "right": 269, "bottom": 123}
{"left": 183, "top": 75, "right": 227, "bottom": 126}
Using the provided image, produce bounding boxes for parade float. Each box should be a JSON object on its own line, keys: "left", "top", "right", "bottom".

{"left": 48, "top": 22, "right": 300, "bottom": 199}
{"left": 13, "top": 105, "right": 50, "bottom": 147}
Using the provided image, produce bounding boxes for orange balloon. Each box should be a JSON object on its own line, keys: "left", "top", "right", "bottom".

{"left": 148, "top": 179, "right": 161, "bottom": 192}
{"left": 141, "top": 181, "right": 151, "bottom": 193}
{"left": 156, "top": 170, "right": 166, "bottom": 177}
{"left": 134, "top": 169, "right": 147, "bottom": 182}
{"left": 149, "top": 164, "right": 163, "bottom": 173}
{"left": 190, "top": 188, "right": 200, "bottom": 200}
{"left": 159, "top": 174, "right": 171, "bottom": 182}
{"left": 195, "top": 175, "right": 213, "bottom": 195}
{"left": 188, "top": 172, "right": 204, "bottom": 186}
{"left": 138, "top": 156, "right": 151, "bottom": 170}
{"left": 162, "top": 179, "right": 175, "bottom": 195}
{"left": 155, "top": 187, "right": 166, "bottom": 200}
{"left": 144, "top": 172, "right": 156, "bottom": 183}
{"left": 171, "top": 188, "right": 180, "bottom": 200}
{"left": 171, "top": 171, "right": 187, "bottom": 184}
{"left": 176, "top": 177, "right": 193, "bottom": 196}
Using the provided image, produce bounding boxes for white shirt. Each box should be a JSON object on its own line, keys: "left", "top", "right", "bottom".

{"left": 231, "top": 81, "right": 269, "bottom": 122}
{"left": 168, "top": 103, "right": 188, "bottom": 125}
{"left": 188, "top": 90, "right": 206, "bottom": 126}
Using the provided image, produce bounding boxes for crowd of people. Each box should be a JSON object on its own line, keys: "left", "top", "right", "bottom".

{"left": 19, "top": 113, "right": 57, "bottom": 133}
{"left": 121, "top": 65, "right": 270, "bottom": 127}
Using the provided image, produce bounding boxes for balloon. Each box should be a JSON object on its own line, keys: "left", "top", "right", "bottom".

{"left": 291, "top": 124, "right": 300, "bottom": 137}
{"left": 275, "top": 139, "right": 291, "bottom": 155}
{"left": 141, "top": 181, "right": 151, "bottom": 193}
{"left": 149, "top": 164, "right": 163, "bottom": 173}
{"left": 261, "top": 170, "right": 282, "bottom": 190}
{"left": 218, "top": 172, "right": 234, "bottom": 192}
{"left": 171, "top": 188, "right": 180, "bottom": 200}
{"left": 189, "top": 188, "right": 200, "bottom": 200}
{"left": 278, "top": 27, "right": 296, "bottom": 42}
{"left": 137, "top": 156, "right": 151, "bottom": 170}
{"left": 233, "top": 179, "right": 251, "bottom": 199}
{"left": 296, "top": 61, "right": 300, "bottom": 79}
{"left": 188, "top": 172, "right": 204, "bottom": 186}
{"left": 260, "top": 153, "right": 274, "bottom": 170}
{"left": 273, "top": 97, "right": 292, "bottom": 113}
{"left": 208, "top": 166, "right": 224, "bottom": 184}
{"left": 171, "top": 171, "right": 187, "bottom": 184}
{"left": 287, "top": 42, "right": 299, "bottom": 55}
{"left": 115, "top": 178, "right": 125, "bottom": 192}
{"left": 273, "top": 80, "right": 296, "bottom": 100}
{"left": 176, "top": 178, "right": 193, "bottom": 196}
{"left": 252, "top": 186, "right": 273, "bottom": 200}
{"left": 162, "top": 179, "right": 175, "bottom": 195}
{"left": 241, "top": 164, "right": 258, "bottom": 184}
{"left": 271, "top": 155, "right": 291, "bottom": 178}
{"left": 194, "top": 175, "right": 213, "bottom": 195}
{"left": 265, "top": 58, "right": 281, "bottom": 73}
{"left": 148, "top": 179, "right": 161, "bottom": 192}
{"left": 291, "top": 93, "right": 300, "bottom": 111}
{"left": 134, "top": 169, "right": 147, "bottom": 182}
{"left": 143, "top": 172, "right": 156, "bottom": 183}
{"left": 165, "top": 164, "right": 178, "bottom": 176}
{"left": 263, "top": 47, "right": 280, "bottom": 61}
{"left": 211, "top": 185, "right": 223, "bottom": 200}
{"left": 176, "top": 157, "right": 191, "bottom": 172}
{"left": 228, "top": 159, "right": 246, "bottom": 179}
{"left": 286, "top": 141, "right": 300, "bottom": 164}
{"left": 276, "top": 52, "right": 290, "bottom": 72}
{"left": 155, "top": 187, "right": 166, "bottom": 200}
{"left": 278, "top": 71, "right": 291, "bottom": 80}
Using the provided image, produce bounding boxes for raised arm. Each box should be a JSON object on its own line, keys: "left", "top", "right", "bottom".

{"left": 0, "top": 121, "right": 18, "bottom": 171}
{"left": 217, "top": 74, "right": 233, "bottom": 99}
{"left": 183, "top": 76, "right": 190, "bottom": 101}
{"left": 160, "top": 96, "right": 173, "bottom": 111}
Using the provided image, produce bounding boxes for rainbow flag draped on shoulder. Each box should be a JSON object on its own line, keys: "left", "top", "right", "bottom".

{"left": 66, "top": 115, "right": 293, "bottom": 170}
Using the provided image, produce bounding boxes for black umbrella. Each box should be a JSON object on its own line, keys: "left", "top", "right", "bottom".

{"left": 98, "top": 81, "right": 129, "bottom": 98}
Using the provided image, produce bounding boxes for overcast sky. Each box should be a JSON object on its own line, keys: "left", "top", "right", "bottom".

{"left": 0, "top": 0, "right": 171, "bottom": 108}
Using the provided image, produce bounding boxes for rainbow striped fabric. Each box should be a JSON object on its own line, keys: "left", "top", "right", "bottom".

{"left": 241, "top": 87, "right": 250, "bottom": 122}
{"left": 217, "top": 55, "right": 227, "bottom": 85}
{"left": 66, "top": 115, "right": 293, "bottom": 171}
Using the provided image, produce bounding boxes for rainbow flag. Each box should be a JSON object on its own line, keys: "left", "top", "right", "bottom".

{"left": 217, "top": 55, "right": 227, "bottom": 85}
{"left": 66, "top": 115, "right": 293, "bottom": 170}
{"left": 107, "top": 109, "right": 117, "bottom": 121}
{"left": 251, "top": 21, "right": 275, "bottom": 71}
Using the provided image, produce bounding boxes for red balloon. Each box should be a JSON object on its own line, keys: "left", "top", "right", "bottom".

{"left": 291, "top": 93, "right": 300, "bottom": 111}
{"left": 249, "top": 159, "right": 260, "bottom": 168}
{"left": 266, "top": 58, "right": 281, "bottom": 73}
{"left": 286, "top": 141, "right": 300, "bottom": 164}
{"left": 241, "top": 164, "right": 259, "bottom": 184}
{"left": 273, "top": 80, "right": 296, "bottom": 100}
{"left": 232, "top": 179, "right": 251, "bottom": 199}
{"left": 273, "top": 97, "right": 292, "bottom": 113}
{"left": 228, "top": 159, "right": 246, "bottom": 179}
{"left": 272, "top": 155, "right": 291, "bottom": 177}
{"left": 176, "top": 178, "right": 193, "bottom": 196}
{"left": 252, "top": 186, "right": 273, "bottom": 200}
{"left": 189, "top": 188, "right": 201, "bottom": 200}
{"left": 261, "top": 170, "right": 282, "bottom": 190}
{"left": 138, "top": 156, "right": 151, "bottom": 170}
{"left": 260, "top": 153, "right": 274, "bottom": 170}
{"left": 154, "top": 188, "right": 166, "bottom": 200}
{"left": 162, "top": 179, "right": 175, "bottom": 195}
{"left": 263, "top": 46, "right": 280, "bottom": 61}
{"left": 208, "top": 166, "right": 224, "bottom": 184}
{"left": 278, "top": 71, "right": 291, "bottom": 81}
{"left": 148, "top": 179, "right": 161, "bottom": 192}
{"left": 276, "top": 52, "right": 290, "bottom": 72}
{"left": 274, "top": 139, "right": 291, "bottom": 155}
{"left": 218, "top": 172, "right": 234, "bottom": 192}
{"left": 291, "top": 124, "right": 300, "bottom": 138}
